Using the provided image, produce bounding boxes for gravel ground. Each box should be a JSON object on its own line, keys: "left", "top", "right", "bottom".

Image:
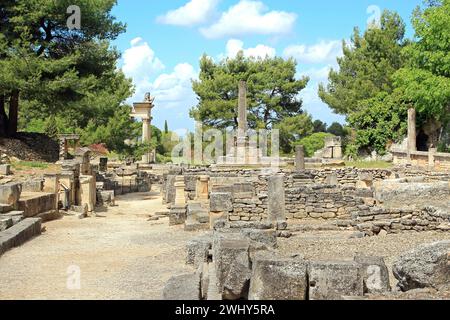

{"left": 279, "top": 219, "right": 450, "bottom": 299}
{"left": 0, "top": 186, "right": 205, "bottom": 300}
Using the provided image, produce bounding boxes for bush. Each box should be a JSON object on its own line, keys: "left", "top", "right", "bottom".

{"left": 295, "top": 132, "right": 334, "bottom": 157}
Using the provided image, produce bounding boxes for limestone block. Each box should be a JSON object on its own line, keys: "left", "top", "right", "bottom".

{"left": 239, "top": 229, "right": 277, "bottom": 248}
{"left": 393, "top": 240, "right": 450, "bottom": 291}
{"left": 162, "top": 273, "right": 201, "bottom": 300}
{"left": 354, "top": 254, "right": 391, "bottom": 294}
{"left": 0, "top": 164, "right": 11, "bottom": 176}
{"left": 186, "top": 234, "right": 212, "bottom": 267}
{"left": 267, "top": 174, "right": 286, "bottom": 223}
{"left": 0, "top": 217, "right": 13, "bottom": 231}
{"left": 0, "top": 218, "right": 42, "bottom": 257}
{"left": 309, "top": 261, "right": 364, "bottom": 300}
{"left": 169, "top": 205, "right": 187, "bottom": 226}
{"left": 249, "top": 254, "right": 308, "bottom": 300}
{"left": 210, "top": 192, "right": 233, "bottom": 212}
{"left": 0, "top": 183, "right": 22, "bottom": 206}
{"left": 213, "top": 233, "right": 251, "bottom": 300}
{"left": 79, "top": 176, "right": 96, "bottom": 212}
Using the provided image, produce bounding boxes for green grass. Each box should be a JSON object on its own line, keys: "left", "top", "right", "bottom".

{"left": 345, "top": 160, "right": 393, "bottom": 169}
{"left": 11, "top": 161, "right": 49, "bottom": 170}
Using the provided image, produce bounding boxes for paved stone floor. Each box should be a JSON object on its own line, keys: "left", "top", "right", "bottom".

{"left": 0, "top": 187, "right": 200, "bottom": 300}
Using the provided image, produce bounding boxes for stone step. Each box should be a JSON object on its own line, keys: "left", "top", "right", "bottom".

{"left": 1, "top": 211, "right": 25, "bottom": 224}
{"left": 0, "top": 218, "right": 42, "bottom": 257}
{"left": 0, "top": 203, "right": 12, "bottom": 214}
{"left": 0, "top": 217, "right": 13, "bottom": 231}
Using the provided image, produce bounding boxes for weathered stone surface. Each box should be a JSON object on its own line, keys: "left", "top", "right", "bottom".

{"left": 325, "top": 173, "right": 338, "bottom": 185}
{"left": 0, "top": 164, "right": 11, "bottom": 175}
{"left": 162, "top": 273, "right": 201, "bottom": 300}
{"left": 186, "top": 234, "right": 212, "bottom": 267}
{"left": 169, "top": 205, "right": 187, "bottom": 226}
{"left": 239, "top": 229, "right": 277, "bottom": 248}
{"left": 229, "top": 221, "right": 274, "bottom": 230}
{"left": 210, "top": 192, "right": 233, "bottom": 212}
{"left": 393, "top": 240, "right": 450, "bottom": 291}
{"left": 0, "top": 217, "right": 13, "bottom": 231}
{"left": 0, "top": 203, "right": 12, "bottom": 213}
{"left": 213, "top": 233, "right": 251, "bottom": 300}
{"left": 309, "top": 261, "right": 364, "bottom": 300}
{"left": 267, "top": 174, "right": 286, "bottom": 223}
{"left": 0, "top": 183, "right": 22, "bottom": 206}
{"left": 354, "top": 254, "right": 391, "bottom": 293}
{"left": 165, "top": 175, "right": 176, "bottom": 204}
{"left": 0, "top": 218, "right": 41, "bottom": 257}
{"left": 249, "top": 254, "right": 308, "bottom": 300}
{"left": 1, "top": 211, "right": 24, "bottom": 224}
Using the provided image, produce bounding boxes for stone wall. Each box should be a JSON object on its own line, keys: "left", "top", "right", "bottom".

{"left": 352, "top": 206, "right": 450, "bottom": 235}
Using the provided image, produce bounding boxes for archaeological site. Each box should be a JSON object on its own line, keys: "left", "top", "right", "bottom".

{"left": 0, "top": 0, "right": 449, "bottom": 308}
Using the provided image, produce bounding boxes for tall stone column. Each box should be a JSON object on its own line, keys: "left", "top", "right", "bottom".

{"left": 295, "top": 145, "right": 305, "bottom": 171}
{"left": 236, "top": 81, "right": 248, "bottom": 163}
{"left": 142, "top": 116, "right": 151, "bottom": 163}
{"left": 267, "top": 174, "right": 286, "bottom": 224}
{"left": 408, "top": 108, "right": 417, "bottom": 154}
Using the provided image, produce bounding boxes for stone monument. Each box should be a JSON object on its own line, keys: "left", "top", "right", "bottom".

{"left": 131, "top": 93, "right": 155, "bottom": 164}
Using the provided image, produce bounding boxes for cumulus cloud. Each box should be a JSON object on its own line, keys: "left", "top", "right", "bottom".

{"left": 122, "top": 37, "right": 165, "bottom": 96}
{"left": 200, "top": 0, "right": 296, "bottom": 39}
{"left": 121, "top": 37, "right": 198, "bottom": 126}
{"left": 151, "top": 63, "right": 198, "bottom": 109}
{"left": 225, "top": 39, "right": 276, "bottom": 59}
{"left": 157, "top": 0, "right": 219, "bottom": 26}
{"left": 283, "top": 40, "right": 343, "bottom": 64}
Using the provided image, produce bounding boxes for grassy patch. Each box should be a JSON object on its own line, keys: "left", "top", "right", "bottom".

{"left": 345, "top": 160, "right": 393, "bottom": 169}
{"left": 11, "top": 161, "right": 50, "bottom": 170}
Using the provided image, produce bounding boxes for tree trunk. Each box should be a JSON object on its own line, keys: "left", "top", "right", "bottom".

{"left": 0, "top": 94, "right": 7, "bottom": 137}
{"left": 7, "top": 90, "right": 19, "bottom": 136}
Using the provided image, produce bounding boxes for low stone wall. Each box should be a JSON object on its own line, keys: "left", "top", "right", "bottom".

{"left": 392, "top": 149, "right": 450, "bottom": 171}
{"left": 352, "top": 206, "right": 450, "bottom": 236}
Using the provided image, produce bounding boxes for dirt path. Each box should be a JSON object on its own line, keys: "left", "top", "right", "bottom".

{"left": 0, "top": 187, "right": 202, "bottom": 300}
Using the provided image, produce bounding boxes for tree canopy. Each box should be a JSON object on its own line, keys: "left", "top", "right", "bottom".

{"left": 190, "top": 53, "right": 311, "bottom": 153}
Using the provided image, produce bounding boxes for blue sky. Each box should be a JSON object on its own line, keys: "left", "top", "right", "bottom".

{"left": 111, "top": 0, "right": 423, "bottom": 132}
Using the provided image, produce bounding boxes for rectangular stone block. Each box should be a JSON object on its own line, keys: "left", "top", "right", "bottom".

{"left": 309, "top": 261, "right": 364, "bottom": 300}
{"left": 210, "top": 192, "right": 233, "bottom": 213}
{"left": 0, "top": 217, "right": 13, "bottom": 231}
{"left": 169, "top": 205, "right": 187, "bottom": 226}
{"left": 249, "top": 255, "right": 307, "bottom": 300}
{"left": 354, "top": 254, "right": 391, "bottom": 294}
{"left": 162, "top": 273, "right": 201, "bottom": 300}
{"left": 213, "top": 232, "right": 251, "bottom": 300}
{"left": 0, "top": 218, "right": 42, "bottom": 257}
{"left": 0, "top": 164, "right": 11, "bottom": 175}
{"left": 267, "top": 175, "right": 286, "bottom": 223}
{"left": 0, "top": 183, "right": 22, "bottom": 206}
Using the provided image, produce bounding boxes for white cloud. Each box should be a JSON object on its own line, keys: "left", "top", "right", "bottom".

{"left": 122, "top": 37, "right": 165, "bottom": 96}
{"left": 225, "top": 39, "right": 276, "bottom": 59}
{"left": 151, "top": 63, "right": 198, "bottom": 109}
{"left": 157, "top": 0, "right": 219, "bottom": 26}
{"left": 200, "top": 0, "right": 296, "bottom": 39}
{"left": 283, "top": 40, "right": 342, "bottom": 64}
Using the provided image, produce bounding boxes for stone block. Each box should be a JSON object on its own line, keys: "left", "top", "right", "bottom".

{"left": 239, "top": 229, "right": 277, "bottom": 248}
{"left": 0, "top": 217, "right": 13, "bottom": 231}
{"left": 0, "top": 183, "right": 22, "bottom": 206}
{"left": 249, "top": 254, "right": 308, "bottom": 300}
{"left": 213, "top": 233, "right": 251, "bottom": 300}
{"left": 393, "top": 240, "right": 450, "bottom": 291}
{"left": 267, "top": 174, "right": 286, "bottom": 223}
{"left": 169, "top": 205, "right": 187, "bottom": 226}
{"left": 0, "top": 218, "right": 42, "bottom": 257}
{"left": 186, "top": 234, "right": 212, "bottom": 267}
{"left": 0, "top": 164, "right": 11, "bottom": 175}
{"left": 0, "top": 203, "right": 12, "bottom": 213}
{"left": 210, "top": 192, "right": 233, "bottom": 212}
{"left": 354, "top": 254, "right": 391, "bottom": 294}
{"left": 1, "top": 211, "right": 24, "bottom": 224}
{"left": 162, "top": 273, "right": 201, "bottom": 300}
{"left": 309, "top": 261, "right": 364, "bottom": 300}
